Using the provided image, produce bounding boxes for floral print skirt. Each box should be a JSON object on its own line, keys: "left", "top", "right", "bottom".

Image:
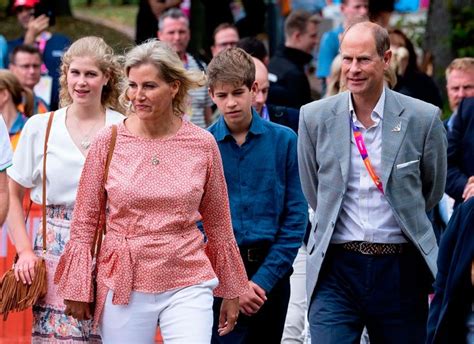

{"left": 32, "top": 205, "right": 101, "bottom": 343}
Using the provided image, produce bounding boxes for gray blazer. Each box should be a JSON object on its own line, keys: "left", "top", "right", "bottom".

{"left": 297, "top": 89, "right": 447, "bottom": 300}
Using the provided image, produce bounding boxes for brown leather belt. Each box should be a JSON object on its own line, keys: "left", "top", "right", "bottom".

{"left": 240, "top": 245, "right": 270, "bottom": 263}
{"left": 341, "top": 241, "right": 406, "bottom": 255}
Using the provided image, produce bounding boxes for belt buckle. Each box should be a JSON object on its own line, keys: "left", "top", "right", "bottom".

{"left": 247, "top": 248, "right": 259, "bottom": 262}
{"left": 358, "top": 242, "right": 373, "bottom": 255}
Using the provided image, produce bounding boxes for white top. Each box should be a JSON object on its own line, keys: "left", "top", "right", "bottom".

{"left": 0, "top": 115, "right": 12, "bottom": 171}
{"left": 332, "top": 88, "right": 407, "bottom": 244}
{"left": 7, "top": 107, "right": 124, "bottom": 206}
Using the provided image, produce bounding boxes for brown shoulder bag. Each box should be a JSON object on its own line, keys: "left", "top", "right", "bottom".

{"left": 0, "top": 111, "right": 55, "bottom": 320}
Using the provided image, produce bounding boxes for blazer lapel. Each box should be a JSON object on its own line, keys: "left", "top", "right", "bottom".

{"left": 381, "top": 89, "right": 407, "bottom": 188}
{"left": 325, "top": 92, "right": 351, "bottom": 187}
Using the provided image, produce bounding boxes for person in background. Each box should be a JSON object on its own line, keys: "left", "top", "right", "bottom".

{"left": 55, "top": 40, "right": 247, "bottom": 343}
{"left": 0, "top": 70, "right": 34, "bottom": 147}
{"left": 237, "top": 36, "right": 270, "bottom": 66}
{"left": 0, "top": 116, "right": 12, "bottom": 226}
{"left": 211, "top": 23, "right": 240, "bottom": 57}
{"left": 389, "top": 28, "right": 443, "bottom": 109}
{"left": 6, "top": 36, "right": 124, "bottom": 342}
{"left": 8, "top": 0, "right": 71, "bottom": 110}
{"left": 0, "top": 35, "right": 8, "bottom": 68}
{"left": 208, "top": 47, "right": 308, "bottom": 343}
{"left": 368, "top": 0, "right": 394, "bottom": 28}
{"left": 298, "top": 21, "right": 446, "bottom": 343}
{"left": 252, "top": 57, "right": 300, "bottom": 133}
{"left": 268, "top": 10, "right": 321, "bottom": 109}
{"left": 316, "top": 0, "right": 369, "bottom": 92}
{"left": 158, "top": 8, "right": 214, "bottom": 128}
{"left": 135, "top": 0, "right": 183, "bottom": 44}
{"left": 426, "top": 197, "right": 474, "bottom": 344}
{"left": 446, "top": 97, "right": 474, "bottom": 206}
{"left": 9, "top": 45, "right": 49, "bottom": 114}
{"left": 445, "top": 57, "right": 474, "bottom": 131}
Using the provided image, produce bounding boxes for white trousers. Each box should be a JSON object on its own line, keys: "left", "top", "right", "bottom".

{"left": 282, "top": 245, "right": 310, "bottom": 343}
{"left": 100, "top": 278, "right": 218, "bottom": 344}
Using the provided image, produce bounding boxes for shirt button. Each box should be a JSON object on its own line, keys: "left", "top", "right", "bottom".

{"left": 321, "top": 252, "right": 325, "bottom": 258}
{"left": 331, "top": 221, "right": 335, "bottom": 227}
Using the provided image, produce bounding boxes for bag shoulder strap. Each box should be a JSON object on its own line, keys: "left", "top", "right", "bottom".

{"left": 41, "top": 111, "right": 55, "bottom": 254}
{"left": 91, "top": 125, "right": 117, "bottom": 257}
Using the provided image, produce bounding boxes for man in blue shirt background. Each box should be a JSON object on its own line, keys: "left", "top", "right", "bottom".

{"left": 207, "top": 48, "right": 308, "bottom": 343}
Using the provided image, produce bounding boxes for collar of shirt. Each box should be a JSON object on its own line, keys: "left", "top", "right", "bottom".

{"left": 213, "top": 108, "right": 266, "bottom": 142}
{"left": 349, "top": 87, "right": 386, "bottom": 129}
{"left": 9, "top": 111, "right": 27, "bottom": 135}
{"left": 447, "top": 110, "right": 456, "bottom": 131}
{"left": 261, "top": 104, "right": 270, "bottom": 121}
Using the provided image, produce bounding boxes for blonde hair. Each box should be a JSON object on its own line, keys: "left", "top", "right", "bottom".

{"left": 121, "top": 39, "right": 206, "bottom": 116}
{"left": 0, "top": 70, "right": 34, "bottom": 117}
{"left": 59, "top": 36, "right": 123, "bottom": 111}
{"left": 325, "top": 54, "right": 343, "bottom": 97}
{"left": 445, "top": 57, "right": 474, "bottom": 79}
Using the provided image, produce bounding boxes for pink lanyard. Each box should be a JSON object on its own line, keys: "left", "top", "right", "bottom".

{"left": 37, "top": 33, "right": 49, "bottom": 74}
{"left": 350, "top": 117, "right": 384, "bottom": 194}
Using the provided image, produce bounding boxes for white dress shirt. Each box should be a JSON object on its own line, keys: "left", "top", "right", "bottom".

{"left": 332, "top": 88, "right": 407, "bottom": 244}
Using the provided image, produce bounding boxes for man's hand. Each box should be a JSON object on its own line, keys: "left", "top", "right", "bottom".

{"left": 24, "top": 15, "right": 49, "bottom": 45}
{"left": 217, "top": 297, "right": 239, "bottom": 336}
{"left": 462, "top": 176, "right": 474, "bottom": 201}
{"left": 239, "top": 281, "right": 267, "bottom": 316}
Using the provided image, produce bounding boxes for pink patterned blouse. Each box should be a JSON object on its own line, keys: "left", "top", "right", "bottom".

{"left": 55, "top": 120, "right": 248, "bottom": 327}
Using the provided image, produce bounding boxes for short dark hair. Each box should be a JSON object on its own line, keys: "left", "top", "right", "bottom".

{"left": 284, "top": 10, "right": 321, "bottom": 38}
{"left": 213, "top": 23, "right": 238, "bottom": 43}
{"left": 10, "top": 44, "right": 42, "bottom": 64}
{"left": 207, "top": 48, "right": 255, "bottom": 91}
{"left": 236, "top": 37, "right": 268, "bottom": 63}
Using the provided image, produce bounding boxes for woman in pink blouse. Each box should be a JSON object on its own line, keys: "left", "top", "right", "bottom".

{"left": 54, "top": 40, "right": 248, "bottom": 343}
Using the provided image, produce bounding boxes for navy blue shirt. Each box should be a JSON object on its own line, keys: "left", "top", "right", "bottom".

{"left": 208, "top": 110, "right": 308, "bottom": 292}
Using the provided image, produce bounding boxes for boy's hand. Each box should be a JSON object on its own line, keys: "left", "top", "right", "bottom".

{"left": 239, "top": 281, "right": 267, "bottom": 316}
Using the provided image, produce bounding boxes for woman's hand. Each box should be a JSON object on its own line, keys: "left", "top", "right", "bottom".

{"left": 217, "top": 297, "right": 240, "bottom": 336}
{"left": 14, "top": 249, "right": 40, "bottom": 285}
{"left": 64, "top": 300, "right": 92, "bottom": 320}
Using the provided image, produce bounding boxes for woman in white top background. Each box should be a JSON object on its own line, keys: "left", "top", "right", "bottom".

{"left": 6, "top": 36, "right": 125, "bottom": 343}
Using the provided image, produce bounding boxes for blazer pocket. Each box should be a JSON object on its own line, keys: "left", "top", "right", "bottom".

{"left": 396, "top": 159, "right": 420, "bottom": 176}
{"left": 307, "top": 221, "right": 318, "bottom": 255}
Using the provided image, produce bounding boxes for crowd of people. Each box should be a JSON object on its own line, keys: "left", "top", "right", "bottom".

{"left": 0, "top": 0, "right": 473, "bottom": 343}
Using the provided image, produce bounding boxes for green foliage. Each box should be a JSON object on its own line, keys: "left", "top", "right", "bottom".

{"left": 392, "top": 14, "right": 427, "bottom": 52}
{"left": 450, "top": 5, "right": 474, "bottom": 57}
{"left": 0, "top": 15, "right": 133, "bottom": 53}
{"left": 71, "top": 0, "right": 139, "bottom": 5}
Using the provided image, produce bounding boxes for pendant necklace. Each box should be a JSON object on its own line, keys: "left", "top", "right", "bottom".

{"left": 68, "top": 110, "right": 102, "bottom": 150}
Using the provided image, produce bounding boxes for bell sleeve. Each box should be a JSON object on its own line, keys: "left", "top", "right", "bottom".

{"left": 54, "top": 126, "right": 113, "bottom": 302}
{"left": 199, "top": 137, "right": 248, "bottom": 299}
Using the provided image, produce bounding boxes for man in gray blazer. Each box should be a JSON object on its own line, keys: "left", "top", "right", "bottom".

{"left": 298, "top": 21, "right": 447, "bottom": 343}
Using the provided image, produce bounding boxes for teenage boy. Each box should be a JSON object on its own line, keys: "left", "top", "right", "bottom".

{"left": 207, "top": 48, "right": 308, "bottom": 343}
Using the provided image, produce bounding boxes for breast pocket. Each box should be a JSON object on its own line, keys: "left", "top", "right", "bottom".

{"left": 395, "top": 159, "right": 420, "bottom": 177}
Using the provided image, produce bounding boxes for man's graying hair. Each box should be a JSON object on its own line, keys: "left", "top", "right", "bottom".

{"left": 341, "top": 21, "right": 390, "bottom": 57}
{"left": 158, "top": 8, "right": 189, "bottom": 31}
